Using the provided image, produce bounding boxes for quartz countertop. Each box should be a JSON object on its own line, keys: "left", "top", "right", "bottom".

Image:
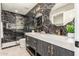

{"left": 25, "top": 32, "right": 75, "bottom": 51}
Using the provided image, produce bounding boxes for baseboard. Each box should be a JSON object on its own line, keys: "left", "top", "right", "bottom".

{"left": 2, "top": 41, "right": 20, "bottom": 49}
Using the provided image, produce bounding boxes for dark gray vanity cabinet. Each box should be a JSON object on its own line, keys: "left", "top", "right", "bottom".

{"left": 26, "top": 36, "right": 74, "bottom": 56}
{"left": 51, "top": 45, "right": 74, "bottom": 56}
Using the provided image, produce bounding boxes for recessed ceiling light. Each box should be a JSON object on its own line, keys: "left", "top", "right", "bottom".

{"left": 15, "top": 10, "right": 18, "bottom": 12}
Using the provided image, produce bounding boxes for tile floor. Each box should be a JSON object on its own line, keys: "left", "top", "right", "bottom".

{"left": 0, "top": 45, "right": 30, "bottom": 56}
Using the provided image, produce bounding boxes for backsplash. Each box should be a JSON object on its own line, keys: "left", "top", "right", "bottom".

{"left": 27, "top": 3, "right": 75, "bottom": 35}
{"left": 26, "top": 3, "right": 67, "bottom": 35}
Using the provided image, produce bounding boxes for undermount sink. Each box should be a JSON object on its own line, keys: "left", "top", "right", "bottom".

{"left": 67, "top": 38, "right": 74, "bottom": 43}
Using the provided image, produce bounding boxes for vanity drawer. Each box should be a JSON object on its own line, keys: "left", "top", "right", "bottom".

{"left": 27, "top": 36, "right": 37, "bottom": 50}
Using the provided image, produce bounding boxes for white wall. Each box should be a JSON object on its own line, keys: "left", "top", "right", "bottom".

{"left": 52, "top": 4, "right": 74, "bottom": 15}
{"left": 0, "top": 3, "right": 3, "bottom": 49}
{"left": 50, "top": 3, "right": 74, "bottom": 25}
{"left": 0, "top": 4, "right": 1, "bottom": 49}
{"left": 75, "top": 3, "right": 79, "bottom": 56}
{"left": 63, "top": 9, "right": 75, "bottom": 25}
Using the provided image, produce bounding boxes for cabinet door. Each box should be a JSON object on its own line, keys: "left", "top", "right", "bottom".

{"left": 26, "top": 36, "right": 32, "bottom": 46}
{"left": 53, "top": 45, "right": 61, "bottom": 56}
{"left": 58, "top": 47, "right": 74, "bottom": 56}
{"left": 31, "top": 37, "right": 37, "bottom": 50}
{"left": 51, "top": 45, "right": 74, "bottom": 56}
{"left": 37, "top": 40, "right": 51, "bottom": 56}
{"left": 27, "top": 36, "right": 37, "bottom": 50}
{"left": 37, "top": 40, "right": 43, "bottom": 55}
{"left": 42, "top": 41, "right": 51, "bottom": 56}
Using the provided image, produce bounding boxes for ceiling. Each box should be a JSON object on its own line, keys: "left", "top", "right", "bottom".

{"left": 2, "top": 3, "right": 37, "bottom": 15}
{"left": 50, "top": 3, "right": 69, "bottom": 13}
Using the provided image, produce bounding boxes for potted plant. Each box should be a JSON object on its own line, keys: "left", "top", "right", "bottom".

{"left": 66, "top": 23, "right": 74, "bottom": 38}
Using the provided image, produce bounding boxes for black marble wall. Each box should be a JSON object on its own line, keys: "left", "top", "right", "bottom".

{"left": 26, "top": 3, "right": 67, "bottom": 35}
{"left": 1, "top": 10, "right": 26, "bottom": 43}
{"left": 2, "top": 10, "right": 16, "bottom": 23}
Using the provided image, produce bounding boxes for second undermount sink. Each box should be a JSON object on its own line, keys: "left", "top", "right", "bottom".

{"left": 67, "top": 38, "right": 74, "bottom": 43}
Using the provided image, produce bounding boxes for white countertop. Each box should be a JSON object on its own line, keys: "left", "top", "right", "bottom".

{"left": 25, "top": 32, "right": 75, "bottom": 51}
